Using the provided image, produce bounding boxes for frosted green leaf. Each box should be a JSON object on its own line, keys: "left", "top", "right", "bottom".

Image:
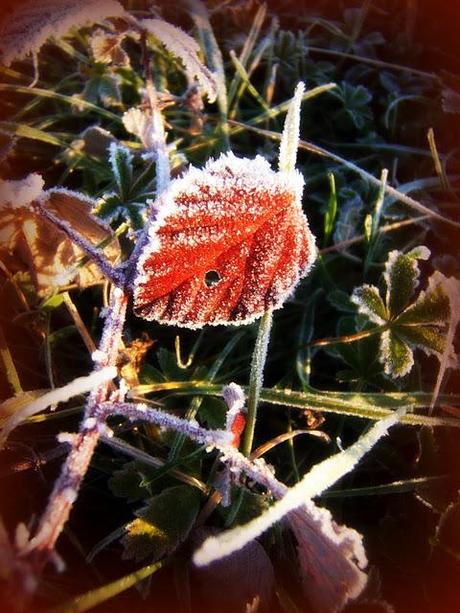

{"left": 394, "top": 325, "right": 446, "bottom": 358}
{"left": 351, "top": 248, "right": 459, "bottom": 380}
{"left": 396, "top": 279, "right": 450, "bottom": 326}
{"left": 109, "top": 143, "right": 133, "bottom": 200}
{"left": 351, "top": 284, "right": 387, "bottom": 324}
{"left": 384, "top": 246, "right": 430, "bottom": 317}
{"left": 109, "top": 461, "right": 156, "bottom": 503}
{"left": 379, "top": 330, "right": 413, "bottom": 378}
{"left": 122, "top": 485, "right": 200, "bottom": 562}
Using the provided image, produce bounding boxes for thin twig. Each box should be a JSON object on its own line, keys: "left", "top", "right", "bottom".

{"left": 33, "top": 203, "right": 124, "bottom": 287}
{"left": 20, "top": 290, "right": 127, "bottom": 573}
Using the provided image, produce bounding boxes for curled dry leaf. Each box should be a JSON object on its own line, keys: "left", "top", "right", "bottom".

{"left": 288, "top": 502, "right": 367, "bottom": 612}
{"left": 0, "top": 176, "right": 120, "bottom": 295}
{"left": 90, "top": 28, "right": 130, "bottom": 66}
{"left": 133, "top": 152, "right": 316, "bottom": 328}
{"left": 0, "top": 0, "right": 127, "bottom": 67}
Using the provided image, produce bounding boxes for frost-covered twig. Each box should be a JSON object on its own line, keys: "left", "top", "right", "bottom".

{"left": 32, "top": 201, "right": 123, "bottom": 287}
{"left": 17, "top": 288, "right": 127, "bottom": 579}
{"left": 97, "top": 401, "right": 233, "bottom": 448}
{"left": 14, "top": 49, "right": 174, "bottom": 588}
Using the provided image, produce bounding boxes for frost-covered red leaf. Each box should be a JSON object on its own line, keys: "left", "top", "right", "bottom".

{"left": 133, "top": 152, "right": 316, "bottom": 328}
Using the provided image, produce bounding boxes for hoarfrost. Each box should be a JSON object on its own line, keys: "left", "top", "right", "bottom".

{"left": 133, "top": 152, "right": 316, "bottom": 328}
{"left": 140, "top": 18, "right": 217, "bottom": 102}
{"left": 0, "top": 0, "right": 127, "bottom": 67}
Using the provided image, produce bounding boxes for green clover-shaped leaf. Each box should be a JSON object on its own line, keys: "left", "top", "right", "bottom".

{"left": 351, "top": 247, "right": 458, "bottom": 379}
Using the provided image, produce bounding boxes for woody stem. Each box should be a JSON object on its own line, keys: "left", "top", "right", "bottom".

{"left": 19, "top": 289, "right": 128, "bottom": 584}
{"left": 241, "top": 308, "right": 274, "bottom": 457}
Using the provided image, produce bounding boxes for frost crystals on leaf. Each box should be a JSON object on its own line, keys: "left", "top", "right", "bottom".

{"left": 352, "top": 246, "right": 459, "bottom": 379}
{"left": 140, "top": 19, "right": 217, "bottom": 103}
{"left": 0, "top": 0, "right": 127, "bottom": 67}
{"left": 133, "top": 152, "right": 316, "bottom": 328}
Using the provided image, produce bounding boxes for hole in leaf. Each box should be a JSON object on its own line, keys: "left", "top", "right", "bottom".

{"left": 204, "top": 270, "right": 221, "bottom": 287}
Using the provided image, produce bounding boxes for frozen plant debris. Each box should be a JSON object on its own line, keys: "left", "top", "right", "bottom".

{"left": 140, "top": 18, "right": 217, "bottom": 102}
{"left": 0, "top": 367, "right": 117, "bottom": 448}
{"left": 193, "top": 411, "right": 403, "bottom": 612}
{"left": 90, "top": 28, "right": 130, "bottom": 66}
{"left": 288, "top": 503, "right": 366, "bottom": 612}
{"left": 133, "top": 152, "right": 316, "bottom": 328}
{"left": 0, "top": 186, "right": 120, "bottom": 295}
{"left": 193, "top": 410, "right": 401, "bottom": 568}
{"left": 122, "top": 108, "right": 157, "bottom": 150}
{"left": 0, "top": 173, "right": 44, "bottom": 210}
{"left": 0, "top": 0, "right": 127, "bottom": 67}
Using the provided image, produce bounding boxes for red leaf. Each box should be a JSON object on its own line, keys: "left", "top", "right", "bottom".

{"left": 134, "top": 153, "right": 316, "bottom": 328}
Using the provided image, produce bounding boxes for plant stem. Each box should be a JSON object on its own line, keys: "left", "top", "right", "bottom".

{"left": 21, "top": 289, "right": 127, "bottom": 579}
{"left": 241, "top": 309, "right": 273, "bottom": 456}
{"left": 0, "top": 324, "right": 22, "bottom": 394}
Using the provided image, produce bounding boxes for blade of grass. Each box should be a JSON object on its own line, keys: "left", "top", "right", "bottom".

{"left": 427, "top": 127, "right": 449, "bottom": 190}
{"left": 229, "top": 50, "right": 271, "bottom": 115}
{"left": 322, "top": 475, "right": 447, "bottom": 498}
{"left": 129, "top": 381, "right": 460, "bottom": 428}
{"left": 187, "top": 0, "right": 229, "bottom": 148}
{"left": 51, "top": 561, "right": 164, "bottom": 613}
{"left": 0, "top": 121, "right": 64, "bottom": 146}
{"left": 227, "top": 2, "right": 267, "bottom": 106}
{"left": 306, "top": 45, "right": 439, "bottom": 81}
{"left": 241, "top": 309, "right": 273, "bottom": 456}
{"left": 0, "top": 325, "right": 22, "bottom": 394}
{"left": 0, "top": 84, "right": 121, "bottom": 123}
